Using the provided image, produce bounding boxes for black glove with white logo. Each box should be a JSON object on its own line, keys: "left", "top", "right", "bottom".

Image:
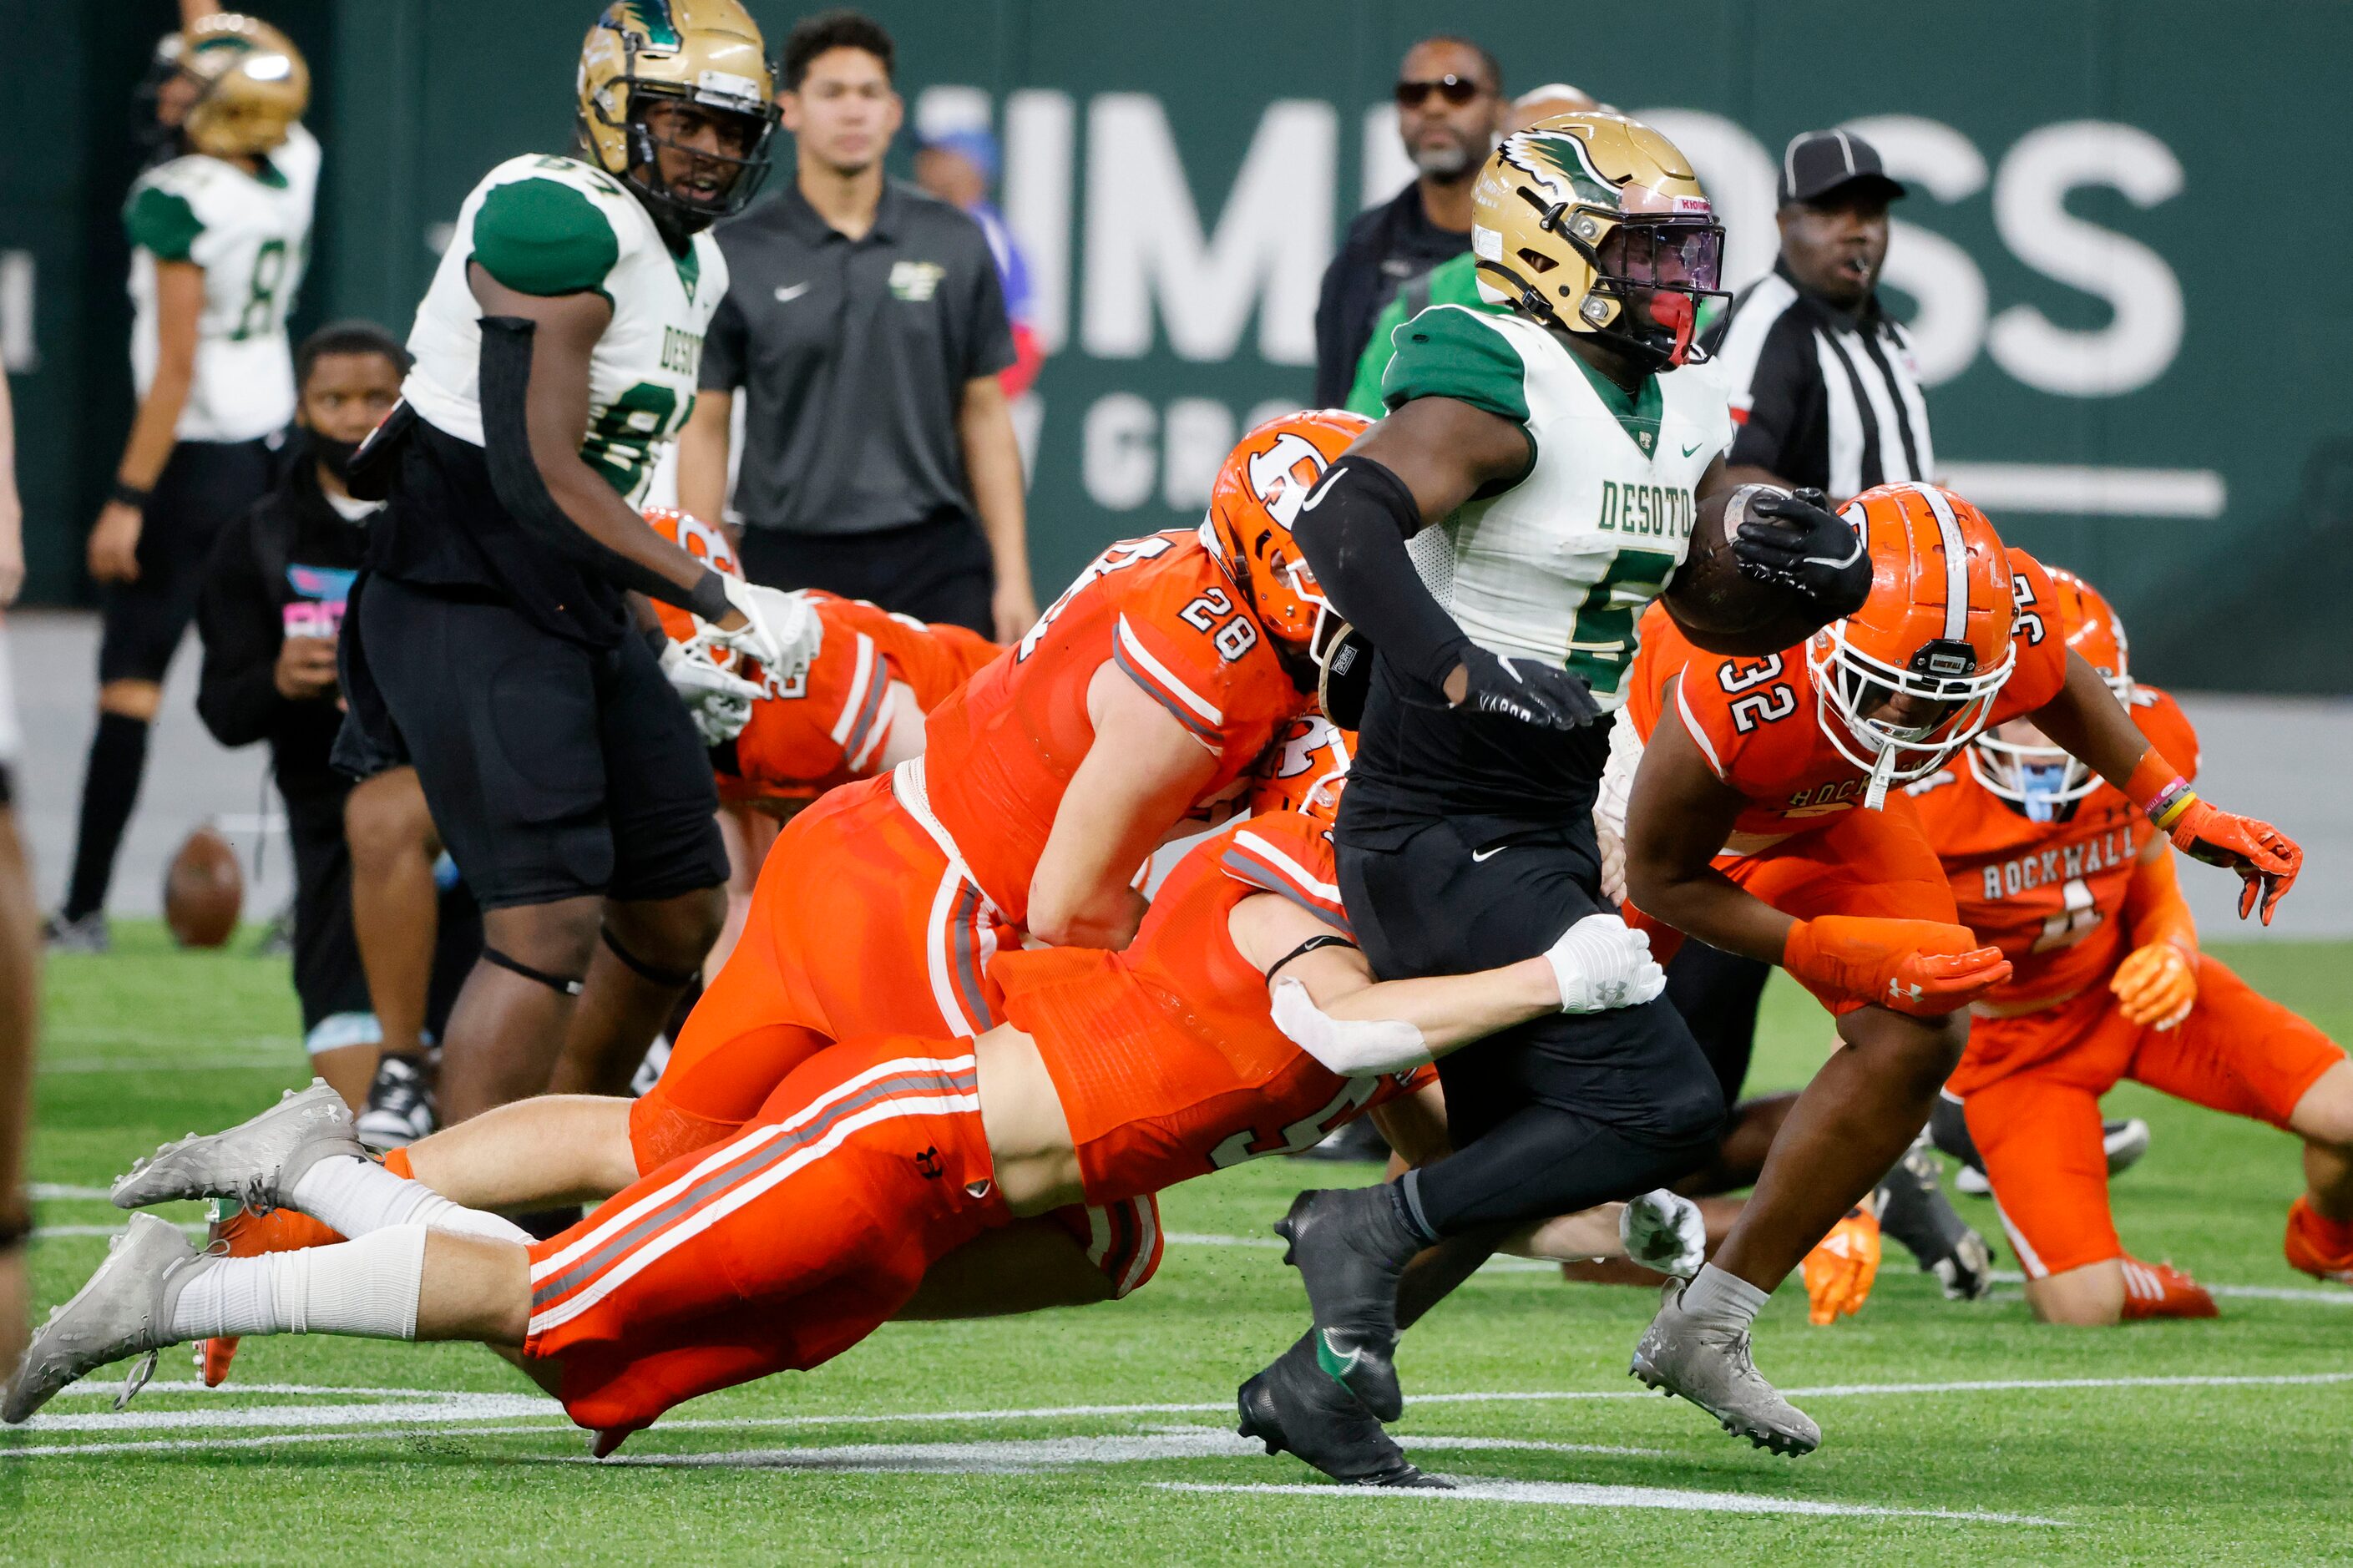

{"left": 1731, "top": 487, "right": 1872, "bottom": 617}
{"left": 1452, "top": 644, "right": 1603, "bottom": 731}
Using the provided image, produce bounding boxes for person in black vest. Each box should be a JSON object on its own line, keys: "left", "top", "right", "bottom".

{"left": 1310, "top": 35, "right": 1506, "bottom": 407}
{"left": 194, "top": 323, "right": 480, "bottom": 1110}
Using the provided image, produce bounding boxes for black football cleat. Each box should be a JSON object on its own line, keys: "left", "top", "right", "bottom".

{"left": 1237, "top": 1332, "right": 1449, "bottom": 1489}
{"left": 1876, "top": 1146, "right": 1996, "bottom": 1301}
{"left": 1273, "top": 1186, "right": 1421, "bottom": 1421}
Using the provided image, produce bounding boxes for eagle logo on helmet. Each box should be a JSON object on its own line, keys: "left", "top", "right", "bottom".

{"left": 174, "top": 14, "right": 310, "bottom": 160}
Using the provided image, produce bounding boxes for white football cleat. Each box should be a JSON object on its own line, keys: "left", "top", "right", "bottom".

{"left": 112, "top": 1080, "right": 362, "bottom": 1214}
{"left": 3, "top": 1213, "right": 217, "bottom": 1423}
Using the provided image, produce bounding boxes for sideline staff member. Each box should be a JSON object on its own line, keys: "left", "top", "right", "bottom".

{"left": 677, "top": 10, "right": 1035, "bottom": 642}
{"left": 1706, "top": 129, "right": 1930, "bottom": 498}
{"left": 1311, "top": 35, "right": 1506, "bottom": 407}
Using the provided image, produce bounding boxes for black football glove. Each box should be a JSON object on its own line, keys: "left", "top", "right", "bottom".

{"left": 1451, "top": 644, "right": 1603, "bottom": 730}
{"left": 1731, "top": 487, "right": 1872, "bottom": 618}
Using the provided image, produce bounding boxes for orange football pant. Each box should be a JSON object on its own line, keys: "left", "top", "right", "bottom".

{"left": 527, "top": 1034, "right": 1008, "bottom": 1436}
{"left": 1961, "top": 957, "right": 2345, "bottom": 1277}
{"left": 632, "top": 774, "right": 1009, "bottom": 1171}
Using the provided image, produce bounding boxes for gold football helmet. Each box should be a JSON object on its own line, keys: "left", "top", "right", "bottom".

{"left": 178, "top": 14, "right": 308, "bottom": 159}
{"left": 577, "top": 0, "right": 779, "bottom": 231}
{"left": 1470, "top": 112, "right": 1728, "bottom": 369}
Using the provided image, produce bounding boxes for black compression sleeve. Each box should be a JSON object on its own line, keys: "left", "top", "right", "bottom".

{"left": 477, "top": 316, "right": 711, "bottom": 615}
{"left": 1291, "top": 455, "right": 1469, "bottom": 693}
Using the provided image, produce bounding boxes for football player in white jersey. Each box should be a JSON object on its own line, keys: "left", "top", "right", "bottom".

{"left": 48, "top": 13, "right": 316, "bottom": 952}
{"left": 332, "top": 0, "right": 814, "bottom": 1150}
{"left": 1236, "top": 114, "right": 1878, "bottom": 1484}
{"left": 0, "top": 366, "right": 33, "bottom": 1377}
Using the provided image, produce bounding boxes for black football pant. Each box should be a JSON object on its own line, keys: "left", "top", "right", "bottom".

{"left": 1337, "top": 812, "right": 1728, "bottom": 1236}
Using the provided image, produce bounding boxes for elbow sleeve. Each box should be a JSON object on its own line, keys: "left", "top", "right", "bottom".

{"left": 477, "top": 316, "right": 716, "bottom": 615}
{"left": 1294, "top": 456, "right": 1467, "bottom": 692}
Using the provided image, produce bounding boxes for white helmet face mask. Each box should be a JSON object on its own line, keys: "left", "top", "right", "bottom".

{"left": 1969, "top": 668, "right": 2132, "bottom": 820}
{"left": 1808, "top": 488, "right": 2014, "bottom": 809}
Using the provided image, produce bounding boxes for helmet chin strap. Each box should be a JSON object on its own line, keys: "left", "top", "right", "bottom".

{"left": 1864, "top": 745, "right": 1899, "bottom": 812}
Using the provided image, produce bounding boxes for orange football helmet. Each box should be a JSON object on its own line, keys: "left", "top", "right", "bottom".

{"left": 1969, "top": 565, "right": 2131, "bottom": 814}
{"left": 1246, "top": 715, "right": 1354, "bottom": 827}
{"left": 1202, "top": 408, "right": 1372, "bottom": 683}
{"left": 643, "top": 505, "right": 744, "bottom": 669}
{"left": 1806, "top": 483, "right": 2017, "bottom": 808}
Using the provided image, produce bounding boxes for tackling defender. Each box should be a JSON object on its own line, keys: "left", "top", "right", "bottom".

{"left": 1614, "top": 483, "right": 2302, "bottom": 1449}
{"left": 1915, "top": 569, "right": 2353, "bottom": 1322}
{"left": 1244, "top": 112, "right": 1873, "bottom": 1476}
{"left": 11, "top": 785, "right": 1683, "bottom": 1444}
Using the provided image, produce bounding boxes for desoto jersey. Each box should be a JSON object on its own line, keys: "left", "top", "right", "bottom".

{"left": 124, "top": 123, "right": 319, "bottom": 443}
{"left": 1911, "top": 686, "right": 2199, "bottom": 1009}
{"left": 1623, "top": 549, "right": 2069, "bottom": 852}
{"left": 922, "top": 530, "right": 1312, "bottom": 927}
{"left": 992, "top": 808, "right": 1421, "bottom": 1201}
{"left": 402, "top": 154, "right": 727, "bottom": 503}
{"left": 1384, "top": 304, "right": 1732, "bottom": 706}
{"left": 724, "top": 592, "right": 998, "bottom": 802}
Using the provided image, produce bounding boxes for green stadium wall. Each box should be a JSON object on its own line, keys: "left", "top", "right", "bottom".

{"left": 12, "top": 0, "right": 2348, "bottom": 691}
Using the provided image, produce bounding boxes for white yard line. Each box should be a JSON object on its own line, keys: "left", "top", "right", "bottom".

{"left": 28, "top": 1184, "right": 115, "bottom": 1201}
{"left": 1155, "top": 1479, "right": 2067, "bottom": 1526}
{"left": 31, "top": 1223, "right": 202, "bottom": 1240}
{"left": 574, "top": 1429, "right": 1663, "bottom": 1473}
{"left": 1986, "top": 1267, "right": 2353, "bottom": 1307}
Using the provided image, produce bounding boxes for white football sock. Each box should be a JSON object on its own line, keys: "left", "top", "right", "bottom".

{"left": 169, "top": 1224, "right": 428, "bottom": 1342}
{"left": 1679, "top": 1261, "right": 1771, "bottom": 1331}
{"left": 288, "top": 1155, "right": 534, "bottom": 1245}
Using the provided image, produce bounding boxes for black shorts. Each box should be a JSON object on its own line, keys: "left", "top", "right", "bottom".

{"left": 286, "top": 788, "right": 482, "bottom": 1043}
{"left": 1337, "top": 812, "right": 1725, "bottom": 1152}
{"left": 101, "top": 437, "right": 278, "bottom": 685}
{"left": 1663, "top": 941, "right": 1774, "bottom": 1104}
{"left": 338, "top": 573, "right": 727, "bottom": 911}
{"left": 736, "top": 512, "right": 994, "bottom": 636}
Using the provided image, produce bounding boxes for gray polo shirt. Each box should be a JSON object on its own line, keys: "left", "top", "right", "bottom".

{"left": 701, "top": 180, "right": 1015, "bottom": 537}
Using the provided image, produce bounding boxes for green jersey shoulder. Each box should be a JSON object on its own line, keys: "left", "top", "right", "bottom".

{"left": 1384, "top": 303, "right": 1733, "bottom": 708}
{"left": 123, "top": 123, "right": 317, "bottom": 443}
{"left": 402, "top": 154, "right": 730, "bottom": 503}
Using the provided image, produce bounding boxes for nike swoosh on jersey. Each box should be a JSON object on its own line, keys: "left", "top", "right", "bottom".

{"left": 774, "top": 282, "right": 812, "bottom": 302}
{"left": 1682, "top": 439, "right": 1703, "bottom": 457}
{"left": 1470, "top": 846, "right": 1506, "bottom": 862}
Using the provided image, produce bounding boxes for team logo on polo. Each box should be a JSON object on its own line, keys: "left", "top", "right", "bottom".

{"left": 890, "top": 260, "right": 945, "bottom": 301}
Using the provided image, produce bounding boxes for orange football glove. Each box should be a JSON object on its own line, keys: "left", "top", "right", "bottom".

{"left": 1803, "top": 1205, "right": 1883, "bottom": 1324}
{"left": 1783, "top": 916, "right": 2013, "bottom": 1018}
{"left": 2166, "top": 799, "right": 2302, "bottom": 926}
{"left": 2111, "top": 938, "right": 2198, "bottom": 1030}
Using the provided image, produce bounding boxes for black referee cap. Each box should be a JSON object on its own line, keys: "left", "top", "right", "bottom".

{"left": 1777, "top": 129, "right": 1906, "bottom": 207}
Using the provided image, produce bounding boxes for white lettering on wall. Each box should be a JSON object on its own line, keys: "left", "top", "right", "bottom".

{"left": 1359, "top": 103, "right": 1415, "bottom": 210}
{"left": 1004, "top": 89, "right": 1075, "bottom": 357}
{"left": 1843, "top": 114, "right": 1990, "bottom": 387}
{"left": 1161, "top": 397, "right": 1235, "bottom": 509}
{"left": 0, "top": 250, "right": 33, "bottom": 372}
{"left": 1635, "top": 109, "right": 1778, "bottom": 294}
{"left": 1987, "top": 121, "right": 2184, "bottom": 396}
{"left": 1081, "top": 94, "right": 1335, "bottom": 365}
{"left": 1083, "top": 392, "right": 1156, "bottom": 509}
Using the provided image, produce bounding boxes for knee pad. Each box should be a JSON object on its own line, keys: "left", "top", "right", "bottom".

{"left": 481, "top": 946, "right": 585, "bottom": 997}
{"left": 601, "top": 924, "right": 701, "bottom": 989}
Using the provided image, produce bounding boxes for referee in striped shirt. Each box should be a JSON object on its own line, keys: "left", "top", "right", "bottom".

{"left": 1660, "top": 129, "right": 1985, "bottom": 1287}
{"left": 1706, "top": 129, "right": 1930, "bottom": 501}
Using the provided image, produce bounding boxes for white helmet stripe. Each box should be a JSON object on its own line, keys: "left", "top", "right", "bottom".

{"left": 1911, "top": 483, "right": 1971, "bottom": 644}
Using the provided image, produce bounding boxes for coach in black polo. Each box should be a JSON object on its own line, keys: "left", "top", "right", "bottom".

{"left": 678, "top": 10, "right": 1035, "bottom": 640}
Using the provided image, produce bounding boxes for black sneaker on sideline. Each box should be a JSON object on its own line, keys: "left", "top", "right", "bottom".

{"left": 354, "top": 1053, "right": 436, "bottom": 1151}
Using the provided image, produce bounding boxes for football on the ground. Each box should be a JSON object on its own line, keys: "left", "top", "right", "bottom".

{"left": 1665, "top": 485, "right": 1834, "bottom": 657}
{"left": 163, "top": 824, "right": 242, "bottom": 948}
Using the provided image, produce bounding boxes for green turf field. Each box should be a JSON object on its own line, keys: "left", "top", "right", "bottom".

{"left": 7, "top": 925, "right": 2351, "bottom": 1564}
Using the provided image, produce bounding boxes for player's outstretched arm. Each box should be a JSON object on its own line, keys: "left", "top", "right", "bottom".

{"left": 2032, "top": 650, "right": 2303, "bottom": 923}
{"left": 1293, "top": 400, "right": 1597, "bottom": 728}
{"left": 1025, "top": 665, "right": 1220, "bottom": 950}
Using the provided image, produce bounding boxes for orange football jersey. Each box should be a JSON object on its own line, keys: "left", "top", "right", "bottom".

{"left": 922, "top": 531, "right": 1312, "bottom": 927}
{"left": 1627, "top": 549, "right": 2069, "bottom": 849}
{"left": 992, "top": 808, "right": 1415, "bottom": 1201}
{"left": 722, "top": 592, "right": 999, "bottom": 802}
{"left": 1911, "top": 685, "right": 2199, "bottom": 1008}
